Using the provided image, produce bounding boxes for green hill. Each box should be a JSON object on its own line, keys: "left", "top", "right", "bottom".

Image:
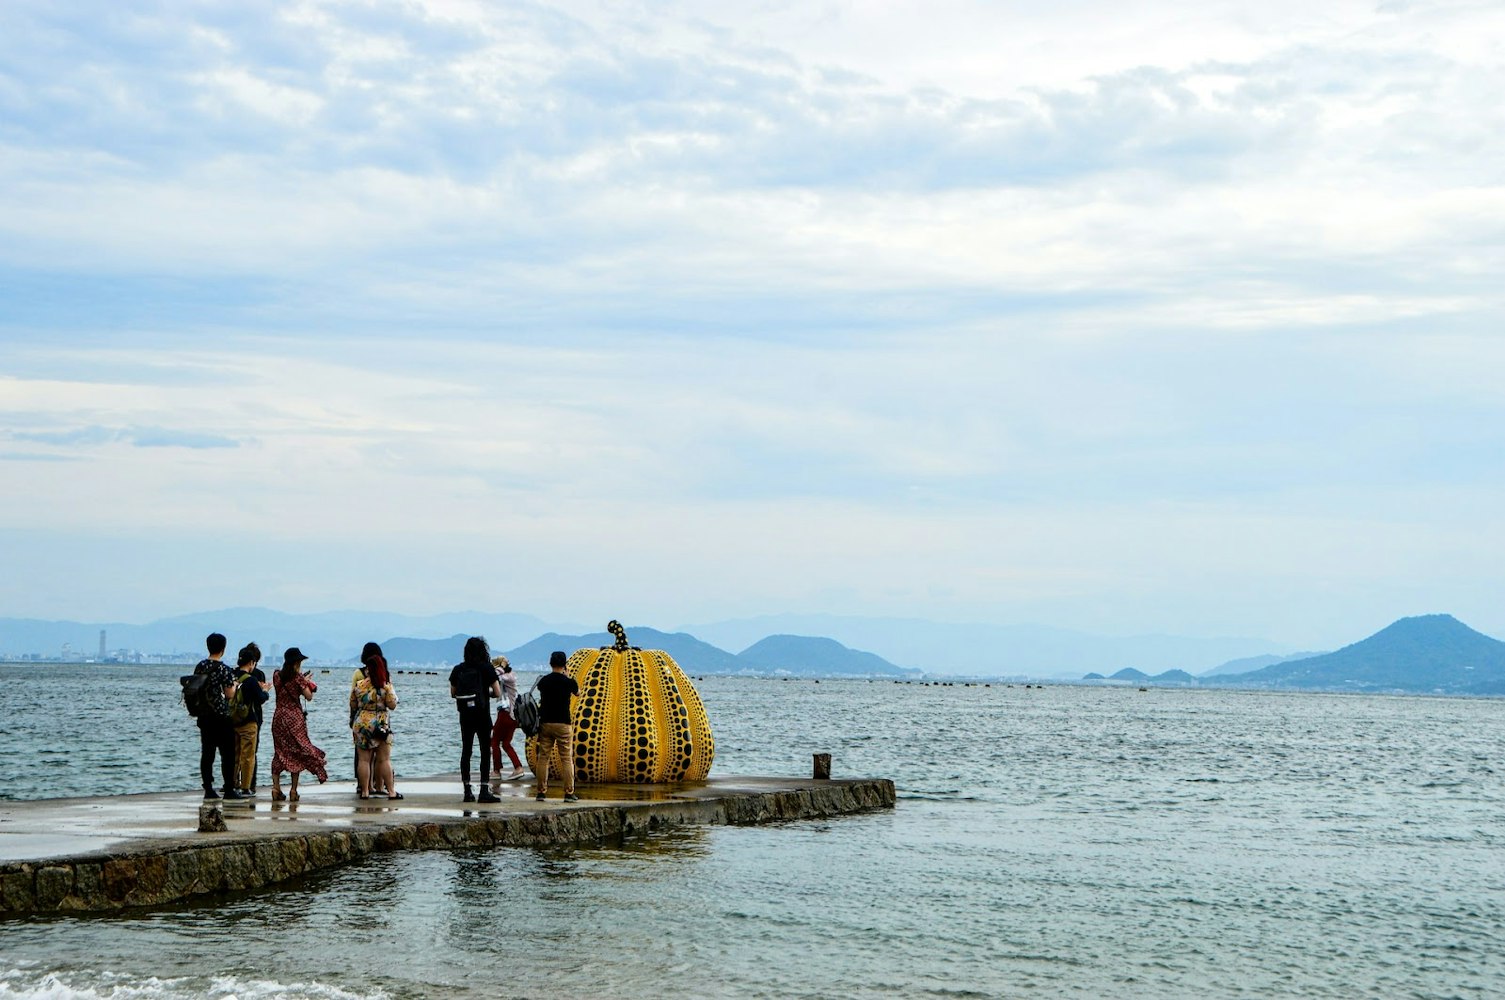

{"left": 503, "top": 627, "right": 742, "bottom": 673}
{"left": 736, "top": 635, "right": 912, "bottom": 677}
{"left": 1223, "top": 614, "right": 1505, "bottom": 693}
{"left": 372, "top": 634, "right": 470, "bottom": 666}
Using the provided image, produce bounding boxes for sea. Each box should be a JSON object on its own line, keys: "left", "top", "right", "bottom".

{"left": 0, "top": 662, "right": 1502, "bottom": 999}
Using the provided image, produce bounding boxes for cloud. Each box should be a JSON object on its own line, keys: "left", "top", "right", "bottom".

{"left": 0, "top": 0, "right": 1496, "bottom": 353}
{"left": 0, "top": 1, "right": 1501, "bottom": 645}
{"left": 126, "top": 427, "right": 242, "bottom": 449}
{"left": 0, "top": 451, "right": 83, "bottom": 462}
{"left": 0, "top": 3, "right": 1314, "bottom": 191}
{"left": 12, "top": 426, "right": 120, "bottom": 447}
{"left": 10, "top": 424, "right": 241, "bottom": 449}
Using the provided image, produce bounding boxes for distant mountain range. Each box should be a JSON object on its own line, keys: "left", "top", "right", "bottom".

{"left": 677, "top": 613, "right": 1287, "bottom": 675}
{"left": 1082, "top": 615, "right": 1505, "bottom": 695}
{"left": 504, "top": 628, "right": 744, "bottom": 673}
{"left": 0, "top": 610, "right": 913, "bottom": 678}
{"left": 1083, "top": 667, "right": 1199, "bottom": 685}
{"left": 0, "top": 608, "right": 586, "bottom": 664}
{"left": 1199, "top": 651, "right": 1326, "bottom": 678}
{"left": 501, "top": 628, "right": 911, "bottom": 678}
{"left": 6, "top": 608, "right": 1502, "bottom": 691}
{"left": 1, "top": 607, "right": 1290, "bottom": 677}
{"left": 1215, "top": 615, "right": 1505, "bottom": 694}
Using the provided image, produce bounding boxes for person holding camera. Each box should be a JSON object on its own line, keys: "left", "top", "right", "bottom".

{"left": 269, "top": 647, "right": 327, "bottom": 802}
{"left": 352, "top": 642, "right": 401, "bottom": 800}
{"left": 490, "top": 655, "right": 527, "bottom": 781}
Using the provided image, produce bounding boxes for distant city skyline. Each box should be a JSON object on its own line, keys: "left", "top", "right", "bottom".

{"left": 2, "top": 2, "right": 1502, "bottom": 652}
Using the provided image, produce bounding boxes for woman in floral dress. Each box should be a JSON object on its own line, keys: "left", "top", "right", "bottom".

{"left": 270, "top": 647, "right": 328, "bottom": 801}
{"left": 352, "top": 642, "right": 401, "bottom": 800}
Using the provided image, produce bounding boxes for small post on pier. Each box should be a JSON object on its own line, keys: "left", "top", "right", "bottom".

{"left": 198, "top": 801, "right": 227, "bottom": 833}
{"left": 812, "top": 753, "right": 832, "bottom": 780}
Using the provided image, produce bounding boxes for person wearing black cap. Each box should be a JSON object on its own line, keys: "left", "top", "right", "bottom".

{"left": 269, "top": 647, "right": 328, "bottom": 802}
{"left": 533, "top": 650, "right": 579, "bottom": 802}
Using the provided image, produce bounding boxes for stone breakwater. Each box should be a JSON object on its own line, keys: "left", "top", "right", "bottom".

{"left": 0, "top": 777, "right": 895, "bottom": 915}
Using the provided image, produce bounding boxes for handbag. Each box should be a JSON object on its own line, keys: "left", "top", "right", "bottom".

{"left": 513, "top": 680, "right": 541, "bottom": 737}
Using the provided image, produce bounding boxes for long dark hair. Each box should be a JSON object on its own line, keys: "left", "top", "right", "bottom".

{"left": 280, "top": 648, "right": 304, "bottom": 684}
{"left": 361, "top": 642, "right": 389, "bottom": 690}
{"left": 462, "top": 636, "right": 490, "bottom": 669}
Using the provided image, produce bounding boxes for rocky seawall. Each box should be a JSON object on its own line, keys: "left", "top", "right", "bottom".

{"left": 0, "top": 778, "right": 894, "bottom": 915}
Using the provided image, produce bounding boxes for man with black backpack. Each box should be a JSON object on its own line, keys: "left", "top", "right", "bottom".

{"left": 193, "top": 633, "right": 247, "bottom": 800}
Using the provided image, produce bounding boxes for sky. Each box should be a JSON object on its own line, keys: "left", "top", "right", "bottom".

{"left": 1, "top": 0, "right": 1502, "bottom": 649}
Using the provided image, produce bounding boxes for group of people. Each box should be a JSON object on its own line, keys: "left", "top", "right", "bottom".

{"left": 446, "top": 637, "right": 579, "bottom": 802}
{"left": 191, "top": 632, "right": 581, "bottom": 804}
{"left": 191, "top": 633, "right": 329, "bottom": 801}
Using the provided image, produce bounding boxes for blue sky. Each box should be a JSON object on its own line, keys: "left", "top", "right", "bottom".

{"left": 1, "top": 0, "right": 1502, "bottom": 648}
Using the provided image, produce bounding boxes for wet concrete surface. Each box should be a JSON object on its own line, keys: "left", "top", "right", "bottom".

{"left": 0, "top": 774, "right": 869, "bottom": 865}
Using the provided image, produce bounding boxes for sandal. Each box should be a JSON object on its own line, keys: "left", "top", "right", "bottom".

{"left": 289, "top": 791, "right": 300, "bottom": 802}
{"left": 271, "top": 790, "right": 287, "bottom": 802}
{"left": 386, "top": 792, "right": 405, "bottom": 800}
{"left": 357, "top": 792, "right": 370, "bottom": 800}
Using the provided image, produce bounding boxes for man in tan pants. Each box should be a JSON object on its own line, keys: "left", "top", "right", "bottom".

{"left": 534, "top": 651, "right": 580, "bottom": 802}
{"left": 230, "top": 643, "right": 270, "bottom": 795}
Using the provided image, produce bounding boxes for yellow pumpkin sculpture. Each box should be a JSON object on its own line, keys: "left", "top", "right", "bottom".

{"left": 526, "top": 621, "right": 715, "bottom": 783}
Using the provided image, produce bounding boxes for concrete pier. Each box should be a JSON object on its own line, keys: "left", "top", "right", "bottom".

{"left": 0, "top": 775, "right": 895, "bottom": 915}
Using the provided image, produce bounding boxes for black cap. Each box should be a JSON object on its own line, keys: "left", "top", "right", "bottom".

{"left": 283, "top": 647, "right": 309, "bottom": 666}
{"left": 549, "top": 650, "right": 568, "bottom": 668}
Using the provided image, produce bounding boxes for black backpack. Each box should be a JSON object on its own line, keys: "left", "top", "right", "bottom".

{"left": 513, "top": 680, "right": 541, "bottom": 737}
{"left": 180, "top": 673, "right": 213, "bottom": 718}
{"left": 453, "top": 663, "right": 487, "bottom": 711}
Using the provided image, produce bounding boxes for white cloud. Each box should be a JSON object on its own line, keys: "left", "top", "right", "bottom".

{"left": 0, "top": 0, "right": 1501, "bottom": 645}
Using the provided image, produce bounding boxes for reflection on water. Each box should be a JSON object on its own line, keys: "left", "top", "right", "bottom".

{"left": 2, "top": 668, "right": 1504, "bottom": 998}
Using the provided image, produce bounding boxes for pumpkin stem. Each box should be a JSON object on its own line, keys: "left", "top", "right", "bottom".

{"left": 608, "top": 620, "right": 629, "bottom": 651}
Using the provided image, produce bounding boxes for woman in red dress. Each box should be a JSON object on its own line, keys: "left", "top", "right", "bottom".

{"left": 270, "top": 646, "right": 328, "bottom": 801}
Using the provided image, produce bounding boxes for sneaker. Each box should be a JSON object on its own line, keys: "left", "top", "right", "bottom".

{"left": 507, "top": 770, "right": 526, "bottom": 781}
{"left": 203, "top": 788, "right": 221, "bottom": 800}
{"left": 535, "top": 792, "right": 547, "bottom": 801}
{"left": 222, "top": 788, "right": 250, "bottom": 800}
{"left": 463, "top": 785, "right": 475, "bottom": 803}
{"left": 562, "top": 793, "right": 579, "bottom": 803}
{"left": 477, "top": 789, "right": 500, "bottom": 803}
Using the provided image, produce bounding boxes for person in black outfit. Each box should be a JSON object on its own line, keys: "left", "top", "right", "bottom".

{"left": 449, "top": 636, "right": 503, "bottom": 803}
{"left": 193, "top": 632, "right": 247, "bottom": 800}
{"left": 534, "top": 650, "right": 580, "bottom": 802}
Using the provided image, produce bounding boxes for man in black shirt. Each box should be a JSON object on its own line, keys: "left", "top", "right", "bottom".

{"left": 193, "top": 632, "right": 246, "bottom": 800}
{"left": 534, "top": 650, "right": 579, "bottom": 802}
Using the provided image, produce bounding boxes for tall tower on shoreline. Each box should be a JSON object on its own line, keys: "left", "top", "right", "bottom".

{"left": 99, "top": 630, "right": 106, "bottom": 660}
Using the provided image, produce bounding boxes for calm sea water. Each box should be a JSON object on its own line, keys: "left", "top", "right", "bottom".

{"left": 1, "top": 663, "right": 1502, "bottom": 999}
